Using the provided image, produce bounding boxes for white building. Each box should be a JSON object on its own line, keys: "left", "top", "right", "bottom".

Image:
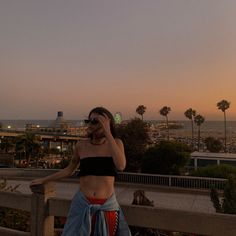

{"left": 190, "top": 151, "right": 236, "bottom": 170}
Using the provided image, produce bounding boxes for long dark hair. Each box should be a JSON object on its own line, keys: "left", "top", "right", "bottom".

{"left": 88, "top": 107, "right": 117, "bottom": 138}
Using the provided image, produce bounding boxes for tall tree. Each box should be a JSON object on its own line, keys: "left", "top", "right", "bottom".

{"left": 136, "top": 105, "right": 146, "bottom": 121}
{"left": 194, "top": 114, "right": 205, "bottom": 151}
{"left": 217, "top": 99, "right": 230, "bottom": 152}
{"left": 116, "top": 118, "right": 150, "bottom": 172}
{"left": 184, "top": 108, "right": 196, "bottom": 150}
{"left": 159, "top": 106, "right": 171, "bottom": 140}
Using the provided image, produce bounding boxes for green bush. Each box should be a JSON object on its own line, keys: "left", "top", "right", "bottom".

{"left": 0, "top": 153, "right": 14, "bottom": 166}
{"left": 141, "top": 140, "right": 191, "bottom": 175}
{"left": 0, "top": 207, "right": 30, "bottom": 231}
{"left": 211, "top": 175, "right": 236, "bottom": 214}
{"left": 191, "top": 164, "right": 236, "bottom": 179}
{"left": 205, "top": 136, "right": 223, "bottom": 153}
{"left": 0, "top": 179, "right": 30, "bottom": 231}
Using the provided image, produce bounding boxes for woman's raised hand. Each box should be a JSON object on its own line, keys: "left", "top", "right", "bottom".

{"left": 97, "top": 113, "right": 111, "bottom": 137}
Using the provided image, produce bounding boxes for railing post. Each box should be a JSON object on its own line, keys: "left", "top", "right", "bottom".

{"left": 169, "top": 176, "right": 171, "bottom": 187}
{"left": 30, "top": 183, "right": 55, "bottom": 236}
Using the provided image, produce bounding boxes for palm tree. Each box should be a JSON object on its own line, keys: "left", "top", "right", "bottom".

{"left": 136, "top": 105, "right": 147, "bottom": 121}
{"left": 159, "top": 106, "right": 171, "bottom": 140}
{"left": 217, "top": 99, "right": 230, "bottom": 152}
{"left": 16, "top": 132, "right": 42, "bottom": 167}
{"left": 184, "top": 108, "right": 196, "bottom": 150}
{"left": 194, "top": 114, "right": 205, "bottom": 151}
{"left": 15, "top": 137, "right": 25, "bottom": 166}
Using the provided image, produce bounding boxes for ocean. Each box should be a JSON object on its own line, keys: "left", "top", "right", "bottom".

{"left": 1, "top": 119, "right": 236, "bottom": 135}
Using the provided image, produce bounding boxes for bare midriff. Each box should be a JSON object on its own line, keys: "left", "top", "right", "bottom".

{"left": 79, "top": 175, "right": 115, "bottom": 199}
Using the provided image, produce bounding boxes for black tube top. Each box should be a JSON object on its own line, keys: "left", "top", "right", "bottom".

{"left": 78, "top": 156, "right": 117, "bottom": 177}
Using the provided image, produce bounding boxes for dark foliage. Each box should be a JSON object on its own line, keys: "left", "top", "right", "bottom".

{"left": 141, "top": 140, "right": 191, "bottom": 175}
{"left": 205, "top": 137, "right": 223, "bottom": 153}
{"left": 191, "top": 164, "right": 236, "bottom": 179}
{"left": 211, "top": 175, "right": 236, "bottom": 214}
{"left": 116, "top": 118, "right": 150, "bottom": 172}
{"left": 0, "top": 207, "right": 30, "bottom": 232}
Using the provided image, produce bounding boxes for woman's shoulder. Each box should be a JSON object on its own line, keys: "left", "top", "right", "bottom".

{"left": 114, "top": 138, "right": 124, "bottom": 145}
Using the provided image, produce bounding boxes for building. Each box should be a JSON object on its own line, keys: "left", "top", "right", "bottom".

{"left": 189, "top": 151, "right": 236, "bottom": 170}
{"left": 26, "top": 111, "right": 86, "bottom": 136}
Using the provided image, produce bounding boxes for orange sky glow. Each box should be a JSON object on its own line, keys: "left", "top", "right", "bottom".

{"left": 1, "top": 1, "right": 236, "bottom": 121}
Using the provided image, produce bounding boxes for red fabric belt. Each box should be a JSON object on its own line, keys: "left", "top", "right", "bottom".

{"left": 87, "top": 197, "right": 118, "bottom": 236}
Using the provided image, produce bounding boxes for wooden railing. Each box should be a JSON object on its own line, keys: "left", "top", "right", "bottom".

{"left": 1, "top": 183, "right": 236, "bottom": 236}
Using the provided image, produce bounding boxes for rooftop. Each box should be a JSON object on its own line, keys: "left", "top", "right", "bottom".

{"left": 191, "top": 151, "right": 236, "bottom": 159}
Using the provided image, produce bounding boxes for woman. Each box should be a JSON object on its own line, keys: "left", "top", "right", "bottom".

{"left": 30, "top": 107, "right": 131, "bottom": 236}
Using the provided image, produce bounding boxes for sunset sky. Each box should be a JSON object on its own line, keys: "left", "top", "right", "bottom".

{"left": 1, "top": 1, "right": 236, "bottom": 120}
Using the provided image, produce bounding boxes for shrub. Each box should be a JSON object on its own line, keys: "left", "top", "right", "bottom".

{"left": 211, "top": 175, "right": 236, "bottom": 214}
{"left": 0, "top": 179, "right": 30, "bottom": 231}
{"left": 141, "top": 140, "right": 191, "bottom": 175}
{"left": 191, "top": 164, "right": 236, "bottom": 179}
{"left": 0, "top": 207, "right": 30, "bottom": 232}
{"left": 205, "top": 136, "right": 223, "bottom": 153}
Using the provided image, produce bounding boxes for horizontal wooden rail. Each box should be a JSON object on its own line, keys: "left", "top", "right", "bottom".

{"left": 1, "top": 183, "right": 236, "bottom": 235}
{"left": 48, "top": 197, "right": 236, "bottom": 236}
{"left": 0, "top": 226, "right": 30, "bottom": 236}
{"left": 0, "top": 192, "right": 31, "bottom": 211}
{"left": 122, "top": 205, "right": 236, "bottom": 236}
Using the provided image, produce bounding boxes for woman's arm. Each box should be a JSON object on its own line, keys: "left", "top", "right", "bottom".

{"left": 30, "top": 142, "right": 80, "bottom": 186}
{"left": 97, "top": 114, "right": 126, "bottom": 171}
{"left": 107, "top": 135, "right": 126, "bottom": 171}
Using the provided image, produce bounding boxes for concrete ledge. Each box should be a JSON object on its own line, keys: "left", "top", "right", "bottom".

{"left": 0, "top": 168, "right": 59, "bottom": 178}
{"left": 115, "top": 181, "right": 218, "bottom": 195}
